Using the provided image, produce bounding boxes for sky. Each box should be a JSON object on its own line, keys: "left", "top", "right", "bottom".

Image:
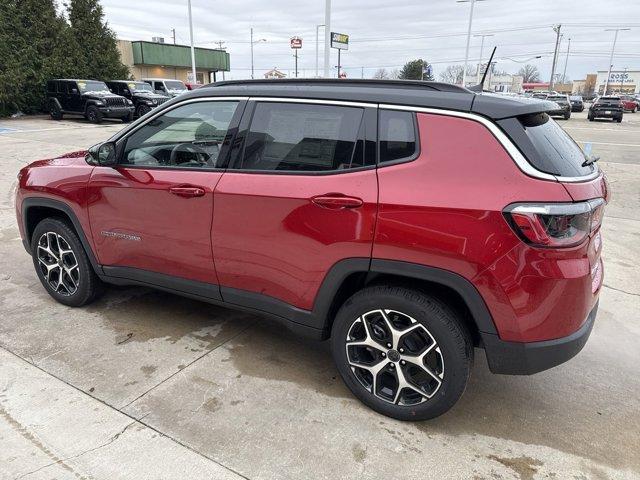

{"left": 98, "top": 0, "right": 640, "bottom": 81}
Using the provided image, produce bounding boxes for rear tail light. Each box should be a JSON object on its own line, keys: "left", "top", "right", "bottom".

{"left": 504, "top": 199, "right": 605, "bottom": 248}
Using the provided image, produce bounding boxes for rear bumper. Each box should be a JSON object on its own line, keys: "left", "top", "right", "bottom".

{"left": 591, "top": 109, "right": 622, "bottom": 118}
{"left": 481, "top": 301, "right": 598, "bottom": 375}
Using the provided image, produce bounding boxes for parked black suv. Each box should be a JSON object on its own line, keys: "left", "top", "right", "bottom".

{"left": 106, "top": 81, "right": 170, "bottom": 118}
{"left": 46, "top": 79, "right": 135, "bottom": 123}
{"left": 546, "top": 94, "right": 571, "bottom": 120}
{"left": 588, "top": 96, "right": 623, "bottom": 122}
{"left": 569, "top": 95, "right": 584, "bottom": 112}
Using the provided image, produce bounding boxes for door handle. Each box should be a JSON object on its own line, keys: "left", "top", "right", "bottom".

{"left": 169, "top": 186, "right": 206, "bottom": 198}
{"left": 312, "top": 194, "right": 363, "bottom": 209}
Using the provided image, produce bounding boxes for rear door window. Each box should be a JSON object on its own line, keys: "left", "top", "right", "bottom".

{"left": 516, "top": 112, "right": 595, "bottom": 177}
{"left": 236, "top": 102, "right": 365, "bottom": 172}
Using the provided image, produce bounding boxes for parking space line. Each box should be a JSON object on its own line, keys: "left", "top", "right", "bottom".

{"left": 576, "top": 140, "right": 640, "bottom": 147}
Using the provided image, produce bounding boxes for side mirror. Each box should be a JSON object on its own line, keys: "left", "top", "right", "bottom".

{"left": 86, "top": 142, "right": 117, "bottom": 166}
{"left": 71, "top": 88, "right": 78, "bottom": 94}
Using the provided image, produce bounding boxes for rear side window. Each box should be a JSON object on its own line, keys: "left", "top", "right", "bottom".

{"left": 47, "top": 81, "right": 57, "bottom": 93}
{"left": 237, "top": 102, "right": 365, "bottom": 172}
{"left": 516, "top": 112, "right": 595, "bottom": 177}
{"left": 378, "top": 110, "right": 417, "bottom": 164}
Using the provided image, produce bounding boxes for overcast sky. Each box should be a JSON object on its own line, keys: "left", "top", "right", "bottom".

{"left": 100, "top": 0, "right": 640, "bottom": 81}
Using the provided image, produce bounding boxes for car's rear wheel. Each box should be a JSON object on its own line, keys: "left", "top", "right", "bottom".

{"left": 49, "top": 102, "right": 63, "bottom": 120}
{"left": 331, "top": 285, "right": 473, "bottom": 421}
{"left": 31, "top": 218, "right": 104, "bottom": 307}
{"left": 86, "top": 105, "right": 103, "bottom": 124}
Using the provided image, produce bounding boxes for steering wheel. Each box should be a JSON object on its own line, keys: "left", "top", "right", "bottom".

{"left": 168, "top": 142, "right": 208, "bottom": 166}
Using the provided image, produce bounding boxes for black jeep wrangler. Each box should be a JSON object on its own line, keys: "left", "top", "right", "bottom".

{"left": 105, "top": 80, "right": 170, "bottom": 118}
{"left": 46, "top": 79, "right": 135, "bottom": 123}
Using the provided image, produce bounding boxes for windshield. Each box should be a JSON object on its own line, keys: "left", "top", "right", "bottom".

{"left": 129, "top": 82, "right": 153, "bottom": 92}
{"left": 165, "top": 81, "right": 187, "bottom": 91}
{"left": 548, "top": 96, "right": 567, "bottom": 102}
{"left": 78, "top": 81, "right": 110, "bottom": 93}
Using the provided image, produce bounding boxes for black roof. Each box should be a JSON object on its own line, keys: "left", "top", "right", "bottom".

{"left": 51, "top": 79, "right": 105, "bottom": 82}
{"left": 106, "top": 80, "right": 147, "bottom": 83}
{"left": 186, "top": 78, "right": 556, "bottom": 120}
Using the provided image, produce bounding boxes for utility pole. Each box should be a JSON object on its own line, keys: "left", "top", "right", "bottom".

{"left": 315, "top": 24, "right": 325, "bottom": 78}
{"left": 604, "top": 28, "right": 630, "bottom": 95}
{"left": 474, "top": 33, "right": 494, "bottom": 84}
{"left": 215, "top": 41, "right": 226, "bottom": 80}
{"left": 171, "top": 28, "right": 176, "bottom": 44}
{"left": 294, "top": 51, "right": 298, "bottom": 78}
{"left": 561, "top": 37, "right": 570, "bottom": 84}
{"left": 337, "top": 49, "right": 341, "bottom": 78}
{"left": 323, "top": 0, "right": 331, "bottom": 77}
{"left": 549, "top": 24, "right": 562, "bottom": 91}
{"left": 187, "top": 0, "right": 197, "bottom": 85}
{"left": 361, "top": 66, "right": 364, "bottom": 79}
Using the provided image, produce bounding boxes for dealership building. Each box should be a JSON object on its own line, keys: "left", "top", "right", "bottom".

{"left": 117, "top": 39, "right": 230, "bottom": 85}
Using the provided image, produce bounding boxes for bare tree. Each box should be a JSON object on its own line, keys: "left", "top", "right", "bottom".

{"left": 439, "top": 65, "right": 475, "bottom": 85}
{"left": 517, "top": 64, "right": 540, "bottom": 83}
{"left": 389, "top": 69, "right": 400, "bottom": 79}
{"left": 372, "top": 68, "right": 389, "bottom": 80}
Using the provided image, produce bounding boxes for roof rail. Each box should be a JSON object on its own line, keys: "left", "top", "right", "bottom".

{"left": 204, "top": 78, "right": 471, "bottom": 94}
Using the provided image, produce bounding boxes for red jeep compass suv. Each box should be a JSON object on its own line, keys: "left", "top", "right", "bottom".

{"left": 16, "top": 79, "right": 608, "bottom": 420}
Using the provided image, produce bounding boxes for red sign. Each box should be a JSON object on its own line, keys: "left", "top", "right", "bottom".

{"left": 290, "top": 37, "right": 302, "bottom": 49}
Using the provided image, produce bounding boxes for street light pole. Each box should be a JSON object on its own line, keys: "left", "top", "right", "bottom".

{"left": 316, "top": 24, "right": 325, "bottom": 78}
{"left": 250, "top": 27, "right": 254, "bottom": 79}
{"left": 474, "top": 33, "right": 493, "bottom": 84}
{"left": 561, "top": 37, "right": 571, "bottom": 84}
{"left": 604, "top": 28, "right": 630, "bottom": 95}
{"left": 187, "top": 0, "right": 197, "bottom": 84}
{"left": 250, "top": 29, "right": 267, "bottom": 80}
{"left": 457, "top": 0, "right": 486, "bottom": 87}
{"left": 323, "top": 0, "right": 331, "bottom": 77}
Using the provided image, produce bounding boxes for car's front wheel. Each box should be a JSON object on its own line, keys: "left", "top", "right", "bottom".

{"left": 31, "top": 218, "right": 104, "bottom": 307}
{"left": 86, "top": 105, "right": 103, "bottom": 124}
{"left": 136, "top": 105, "right": 152, "bottom": 118}
{"left": 331, "top": 285, "right": 473, "bottom": 421}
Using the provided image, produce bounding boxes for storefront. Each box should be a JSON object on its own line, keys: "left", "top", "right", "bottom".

{"left": 117, "top": 39, "right": 230, "bottom": 85}
{"left": 595, "top": 70, "right": 640, "bottom": 95}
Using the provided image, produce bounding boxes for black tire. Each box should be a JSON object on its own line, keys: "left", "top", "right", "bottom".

{"left": 123, "top": 112, "right": 134, "bottom": 123}
{"left": 588, "top": 112, "right": 594, "bottom": 121}
{"left": 331, "top": 285, "right": 473, "bottom": 421}
{"left": 86, "top": 105, "right": 103, "bottom": 124}
{"left": 31, "top": 218, "right": 104, "bottom": 307}
{"left": 136, "top": 104, "right": 151, "bottom": 118}
{"left": 564, "top": 112, "right": 571, "bottom": 120}
{"left": 49, "top": 101, "right": 63, "bottom": 120}
{"left": 616, "top": 116, "right": 623, "bottom": 123}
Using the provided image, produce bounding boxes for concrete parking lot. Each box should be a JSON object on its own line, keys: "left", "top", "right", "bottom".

{"left": 0, "top": 110, "right": 638, "bottom": 480}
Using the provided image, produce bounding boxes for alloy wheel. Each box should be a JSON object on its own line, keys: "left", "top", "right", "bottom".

{"left": 36, "top": 232, "right": 80, "bottom": 296}
{"left": 345, "top": 309, "right": 444, "bottom": 406}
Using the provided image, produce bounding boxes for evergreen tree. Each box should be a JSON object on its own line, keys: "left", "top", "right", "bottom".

{"left": 68, "top": 0, "right": 129, "bottom": 80}
{"left": 398, "top": 59, "right": 434, "bottom": 81}
{"left": 1, "top": 0, "right": 80, "bottom": 114}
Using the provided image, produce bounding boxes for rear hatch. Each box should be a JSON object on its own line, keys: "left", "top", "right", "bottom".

{"left": 594, "top": 97, "right": 622, "bottom": 111}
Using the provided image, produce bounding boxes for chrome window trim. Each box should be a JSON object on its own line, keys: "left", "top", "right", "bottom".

{"left": 379, "top": 103, "right": 600, "bottom": 183}
{"left": 247, "top": 96, "right": 377, "bottom": 109}
{"left": 110, "top": 94, "right": 600, "bottom": 183}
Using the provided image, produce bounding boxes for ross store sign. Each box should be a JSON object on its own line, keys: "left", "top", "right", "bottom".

{"left": 609, "top": 72, "right": 630, "bottom": 82}
{"left": 331, "top": 32, "right": 349, "bottom": 50}
{"left": 290, "top": 37, "right": 302, "bottom": 49}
